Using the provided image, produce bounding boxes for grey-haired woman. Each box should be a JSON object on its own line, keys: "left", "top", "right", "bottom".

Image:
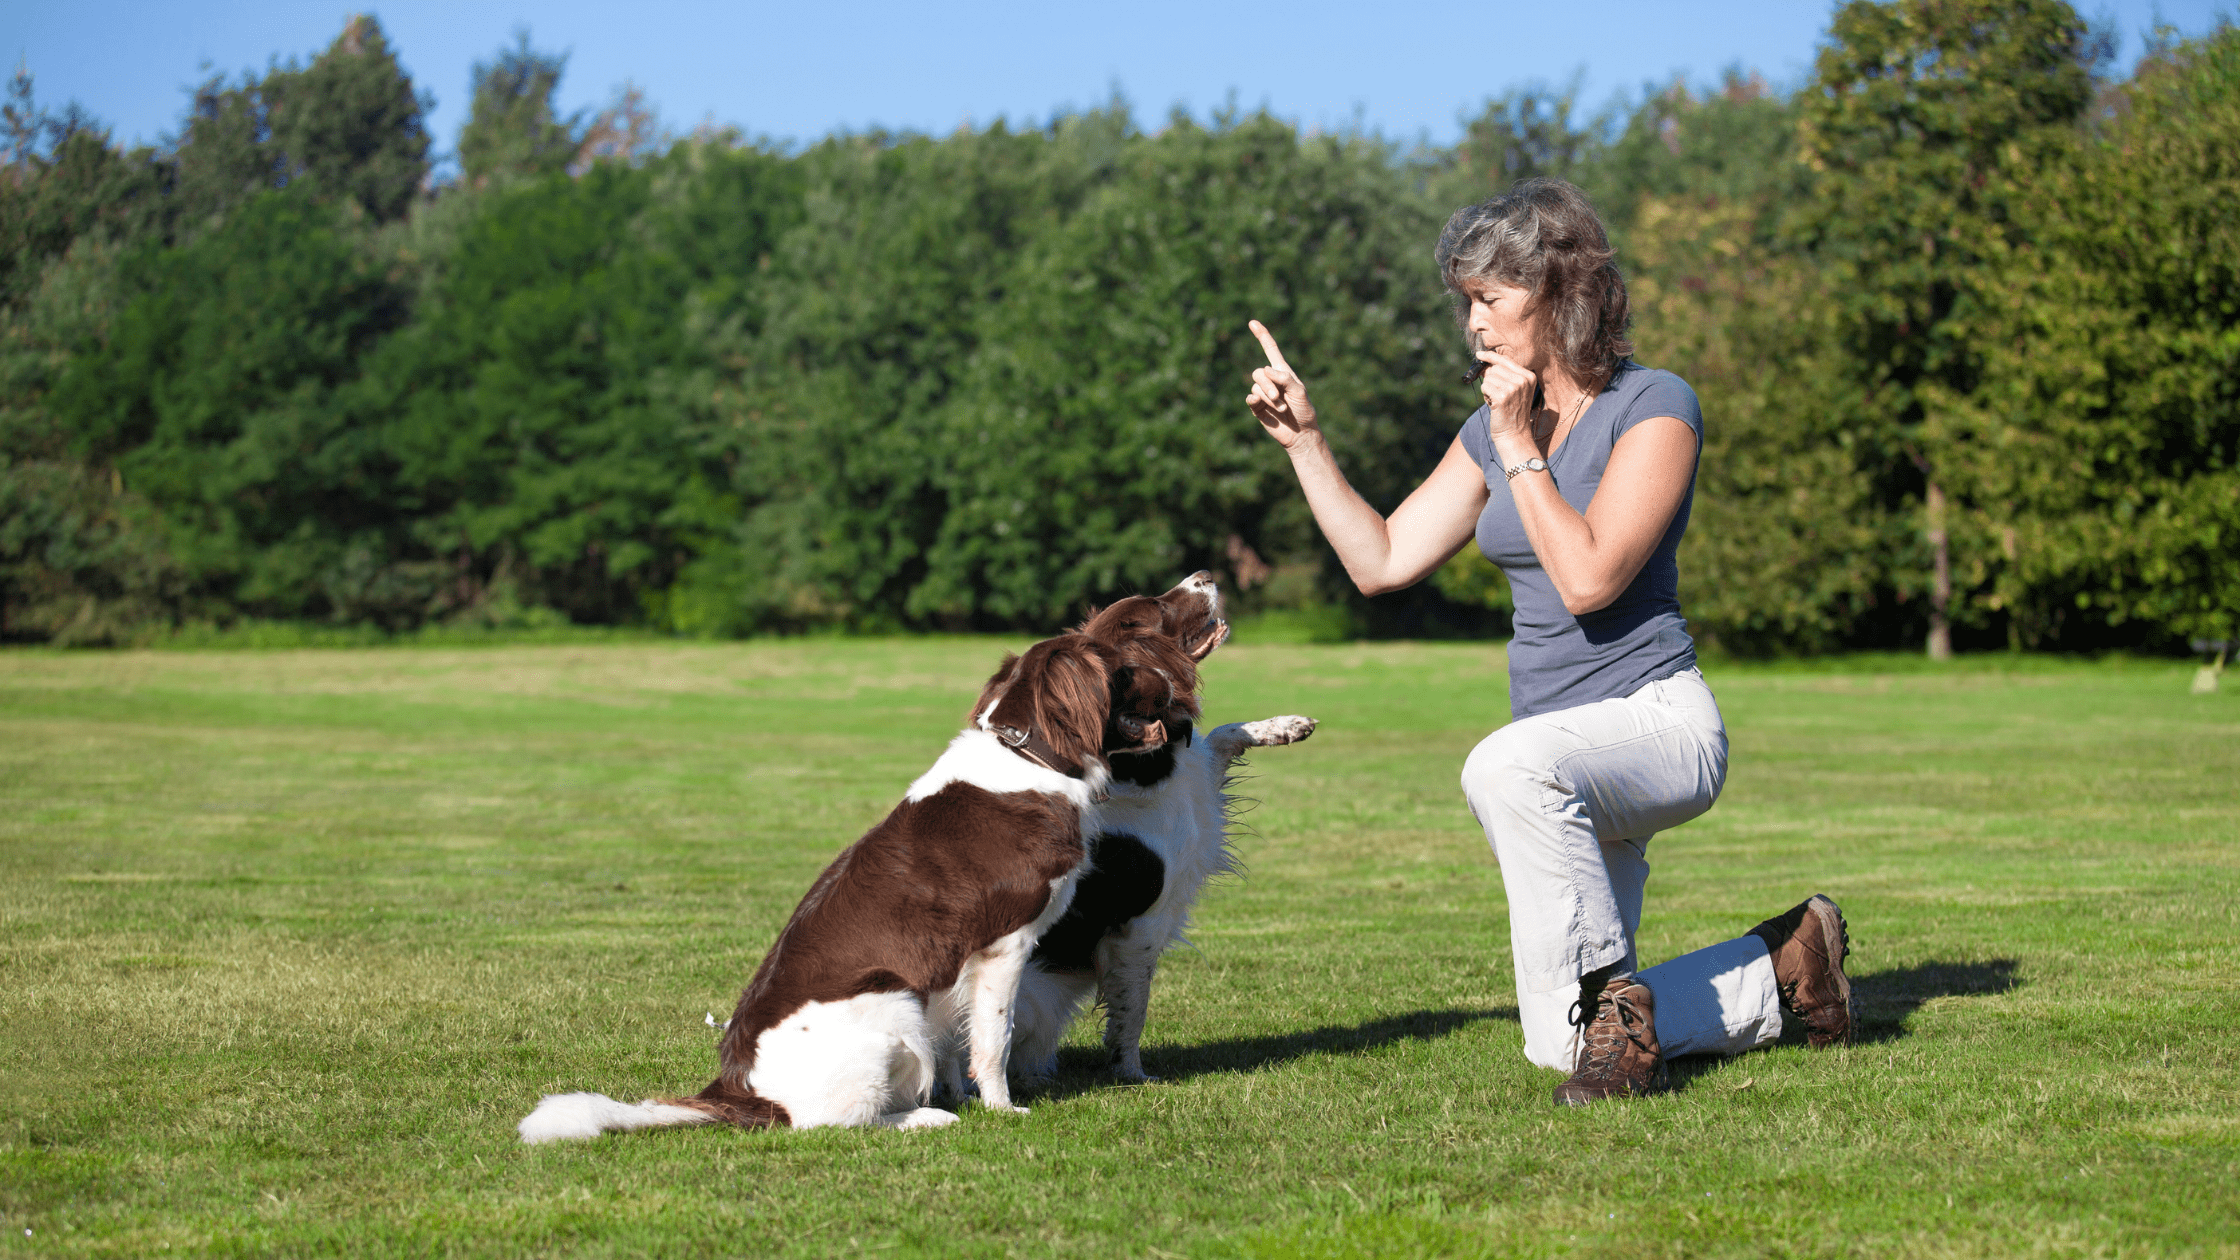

{"left": 1244, "top": 178, "right": 1856, "bottom": 1104}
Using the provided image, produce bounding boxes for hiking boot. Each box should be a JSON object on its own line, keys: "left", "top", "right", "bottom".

{"left": 1553, "top": 970, "right": 1668, "bottom": 1106}
{"left": 1748, "top": 894, "right": 1856, "bottom": 1048}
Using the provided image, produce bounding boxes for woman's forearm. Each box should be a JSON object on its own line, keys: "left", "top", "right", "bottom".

{"left": 1498, "top": 449, "right": 1611, "bottom": 613}
{"left": 1286, "top": 432, "right": 1405, "bottom": 595}
{"left": 1287, "top": 433, "right": 1489, "bottom": 598}
{"left": 1490, "top": 420, "right": 1696, "bottom": 615}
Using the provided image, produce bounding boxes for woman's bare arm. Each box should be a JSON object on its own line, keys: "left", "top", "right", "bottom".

{"left": 1467, "top": 340, "right": 1697, "bottom": 615}
{"left": 1288, "top": 434, "right": 1489, "bottom": 596}
{"left": 1497, "top": 414, "right": 1697, "bottom": 615}
{"left": 1246, "top": 321, "right": 1487, "bottom": 596}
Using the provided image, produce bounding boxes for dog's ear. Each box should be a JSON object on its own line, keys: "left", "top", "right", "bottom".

{"left": 988, "top": 637, "right": 1113, "bottom": 775}
{"left": 969, "top": 652, "right": 1022, "bottom": 726}
{"left": 1030, "top": 639, "right": 1118, "bottom": 773}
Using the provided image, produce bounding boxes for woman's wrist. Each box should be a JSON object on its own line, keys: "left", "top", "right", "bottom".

{"left": 1488, "top": 431, "right": 1540, "bottom": 469}
{"left": 1284, "top": 427, "right": 1333, "bottom": 461}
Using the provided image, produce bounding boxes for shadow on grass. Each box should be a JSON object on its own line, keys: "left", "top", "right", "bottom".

{"left": 1660, "top": 960, "right": 2020, "bottom": 1091}
{"left": 1033, "top": 1007, "right": 1513, "bottom": 1100}
{"left": 1848, "top": 958, "right": 2023, "bottom": 1043}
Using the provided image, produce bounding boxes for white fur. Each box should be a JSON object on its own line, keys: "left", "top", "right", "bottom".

{"left": 1009, "top": 714, "right": 1315, "bottom": 1085}
{"left": 747, "top": 990, "right": 942, "bottom": 1129}
{"left": 519, "top": 1093, "right": 719, "bottom": 1144}
{"left": 906, "top": 728, "right": 1110, "bottom": 809}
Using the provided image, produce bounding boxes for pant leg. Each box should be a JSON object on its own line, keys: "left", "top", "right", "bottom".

{"left": 1513, "top": 837, "right": 1649, "bottom": 1070}
{"left": 1637, "top": 935, "right": 1783, "bottom": 1058}
{"left": 1464, "top": 668, "right": 1751, "bottom": 1071}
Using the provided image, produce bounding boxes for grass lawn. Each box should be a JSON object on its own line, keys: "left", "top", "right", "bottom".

{"left": 2, "top": 638, "right": 2236, "bottom": 1258}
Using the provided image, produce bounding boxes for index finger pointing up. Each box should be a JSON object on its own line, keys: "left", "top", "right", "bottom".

{"left": 1248, "top": 320, "right": 1292, "bottom": 372}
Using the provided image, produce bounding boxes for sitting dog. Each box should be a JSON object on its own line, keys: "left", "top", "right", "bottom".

{"left": 518, "top": 580, "right": 1226, "bottom": 1141}
{"left": 1003, "top": 582, "right": 1316, "bottom": 1089}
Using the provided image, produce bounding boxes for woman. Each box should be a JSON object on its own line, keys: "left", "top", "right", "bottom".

{"left": 1243, "top": 178, "right": 1855, "bottom": 1105}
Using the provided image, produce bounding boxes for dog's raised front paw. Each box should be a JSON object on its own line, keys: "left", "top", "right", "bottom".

{"left": 1241, "top": 715, "right": 1316, "bottom": 746}
{"left": 979, "top": 1103, "right": 1030, "bottom": 1116}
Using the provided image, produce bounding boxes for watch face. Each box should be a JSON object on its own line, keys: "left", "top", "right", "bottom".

{"left": 1527, "top": 458, "right": 1547, "bottom": 471}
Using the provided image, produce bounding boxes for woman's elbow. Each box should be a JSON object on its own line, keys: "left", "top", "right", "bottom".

{"left": 1560, "top": 583, "right": 1620, "bottom": 616}
{"left": 1356, "top": 576, "right": 1400, "bottom": 599}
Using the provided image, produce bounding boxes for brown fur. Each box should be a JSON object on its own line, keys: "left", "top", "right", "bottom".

{"left": 710, "top": 784, "right": 1088, "bottom": 1091}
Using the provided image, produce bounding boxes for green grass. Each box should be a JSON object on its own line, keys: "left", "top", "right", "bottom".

{"left": 3, "top": 640, "right": 2236, "bottom": 1258}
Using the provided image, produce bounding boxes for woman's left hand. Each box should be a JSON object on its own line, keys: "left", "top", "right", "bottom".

{"left": 1476, "top": 348, "right": 1539, "bottom": 453}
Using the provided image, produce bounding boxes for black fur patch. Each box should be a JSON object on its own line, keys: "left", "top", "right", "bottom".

{"left": 1030, "top": 831, "right": 1167, "bottom": 971}
{"left": 1106, "top": 719, "right": 1192, "bottom": 787}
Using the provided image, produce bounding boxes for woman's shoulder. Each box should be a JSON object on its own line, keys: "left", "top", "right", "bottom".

{"left": 1605, "top": 362, "right": 1701, "bottom": 435}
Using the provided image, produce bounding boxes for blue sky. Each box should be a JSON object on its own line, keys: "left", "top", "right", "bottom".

{"left": 6, "top": 1, "right": 2231, "bottom": 161}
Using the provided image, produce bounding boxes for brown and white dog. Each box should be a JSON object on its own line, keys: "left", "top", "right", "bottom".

{"left": 518, "top": 574, "right": 1230, "bottom": 1141}
{"left": 1004, "top": 589, "right": 1315, "bottom": 1088}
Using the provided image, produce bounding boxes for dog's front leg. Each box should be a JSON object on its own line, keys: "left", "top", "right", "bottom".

{"left": 1207, "top": 715, "right": 1317, "bottom": 773}
{"left": 1095, "top": 933, "right": 1165, "bottom": 1083}
{"left": 965, "top": 933, "right": 1033, "bottom": 1114}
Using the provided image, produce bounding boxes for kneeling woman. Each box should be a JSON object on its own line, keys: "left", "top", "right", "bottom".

{"left": 1243, "top": 178, "right": 1855, "bottom": 1103}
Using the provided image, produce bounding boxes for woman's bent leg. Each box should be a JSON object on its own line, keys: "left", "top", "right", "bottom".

{"left": 1512, "top": 837, "right": 1648, "bottom": 1071}
{"left": 1637, "top": 936, "right": 1782, "bottom": 1058}
{"left": 1461, "top": 671, "right": 1729, "bottom": 1073}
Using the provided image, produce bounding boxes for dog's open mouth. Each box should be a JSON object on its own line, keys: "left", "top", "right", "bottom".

{"left": 1182, "top": 615, "right": 1230, "bottom": 661}
{"left": 1109, "top": 714, "right": 1169, "bottom": 755}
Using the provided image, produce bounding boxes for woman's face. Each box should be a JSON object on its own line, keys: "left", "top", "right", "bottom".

{"left": 1459, "top": 276, "right": 1549, "bottom": 375}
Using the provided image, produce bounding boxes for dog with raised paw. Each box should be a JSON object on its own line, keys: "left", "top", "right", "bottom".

{"left": 1000, "top": 582, "right": 1317, "bottom": 1091}
{"left": 518, "top": 577, "right": 1226, "bottom": 1142}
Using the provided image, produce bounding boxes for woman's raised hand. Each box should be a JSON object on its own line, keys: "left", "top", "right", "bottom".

{"left": 1475, "top": 346, "right": 1540, "bottom": 450}
{"left": 1245, "top": 320, "right": 1319, "bottom": 450}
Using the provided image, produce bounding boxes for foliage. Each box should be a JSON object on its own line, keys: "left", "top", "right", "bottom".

{"left": 171, "top": 14, "right": 430, "bottom": 227}
{"left": 1942, "top": 29, "right": 2240, "bottom": 643}
{"left": 456, "top": 33, "right": 579, "bottom": 187}
{"left": 47, "top": 190, "right": 412, "bottom": 620}
{"left": 2, "top": 5, "right": 2235, "bottom": 651}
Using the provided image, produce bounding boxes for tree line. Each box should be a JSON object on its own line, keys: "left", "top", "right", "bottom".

{"left": 2, "top": 1, "right": 2233, "bottom": 653}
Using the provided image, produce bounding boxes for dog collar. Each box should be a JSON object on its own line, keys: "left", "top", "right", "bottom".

{"left": 993, "top": 725, "right": 1108, "bottom": 803}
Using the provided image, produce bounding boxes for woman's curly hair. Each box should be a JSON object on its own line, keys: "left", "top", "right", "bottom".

{"left": 1434, "top": 178, "right": 1633, "bottom": 391}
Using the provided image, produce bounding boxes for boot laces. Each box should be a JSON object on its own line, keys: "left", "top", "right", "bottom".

{"left": 1569, "top": 986, "right": 1651, "bottom": 1077}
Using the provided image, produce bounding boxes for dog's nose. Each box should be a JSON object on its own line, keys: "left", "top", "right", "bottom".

{"left": 1185, "top": 570, "right": 1214, "bottom": 588}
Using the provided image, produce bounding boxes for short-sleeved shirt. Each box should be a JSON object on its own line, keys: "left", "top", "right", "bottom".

{"left": 1457, "top": 363, "right": 1704, "bottom": 721}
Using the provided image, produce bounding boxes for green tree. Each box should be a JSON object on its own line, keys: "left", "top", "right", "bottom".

{"left": 45, "top": 190, "right": 411, "bottom": 619}
{"left": 265, "top": 15, "right": 432, "bottom": 223}
{"left": 362, "top": 155, "right": 766, "bottom": 623}
{"left": 1795, "top": 0, "right": 2097, "bottom": 656}
{"left": 1943, "top": 25, "right": 2240, "bottom": 645}
{"left": 921, "top": 113, "right": 1450, "bottom": 628}
{"left": 456, "top": 34, "right": 577, "bottom": 187}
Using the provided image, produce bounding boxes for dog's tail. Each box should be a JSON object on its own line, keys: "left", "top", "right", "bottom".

{"left": 518, "top": 1079, "right": 788, "bottom": 1144}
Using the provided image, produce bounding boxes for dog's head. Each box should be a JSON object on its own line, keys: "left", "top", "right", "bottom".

{"left": 967, "top": 573, "right": 1228, "bottom": 791}
{"left": 1078, "top": 570, "right": 1229, "bottom": 664}
{"left": 1079, "top": 572, "right": 1227, "bottom": 786}
{"left": 970, "top": 636, "right": 1120, "bottom": 784}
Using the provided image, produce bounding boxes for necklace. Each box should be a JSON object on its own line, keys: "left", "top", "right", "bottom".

{"left": 1536, "top": 386, "right": 1592, "bottom": 453}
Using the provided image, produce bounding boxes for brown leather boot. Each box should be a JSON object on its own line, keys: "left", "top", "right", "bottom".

{"left": 1552, "top": 970, "right": 1668, "bottom": 1106}
{"left": 1748, "top": 894, "right": 1856, "bottom": 1048}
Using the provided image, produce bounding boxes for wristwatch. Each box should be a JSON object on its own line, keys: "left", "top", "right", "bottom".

{"left": 1503, "top": 456, "right": 1549, "bottom": 481}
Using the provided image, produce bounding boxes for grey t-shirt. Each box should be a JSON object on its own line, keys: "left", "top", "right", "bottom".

{"left": 1457, "top": 363, "right": 1703, "bottom": 721}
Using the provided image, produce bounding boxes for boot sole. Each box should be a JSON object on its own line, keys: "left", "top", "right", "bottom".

{"left": 1805, "top": 894, "right": 1855, "bottom": 1046}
